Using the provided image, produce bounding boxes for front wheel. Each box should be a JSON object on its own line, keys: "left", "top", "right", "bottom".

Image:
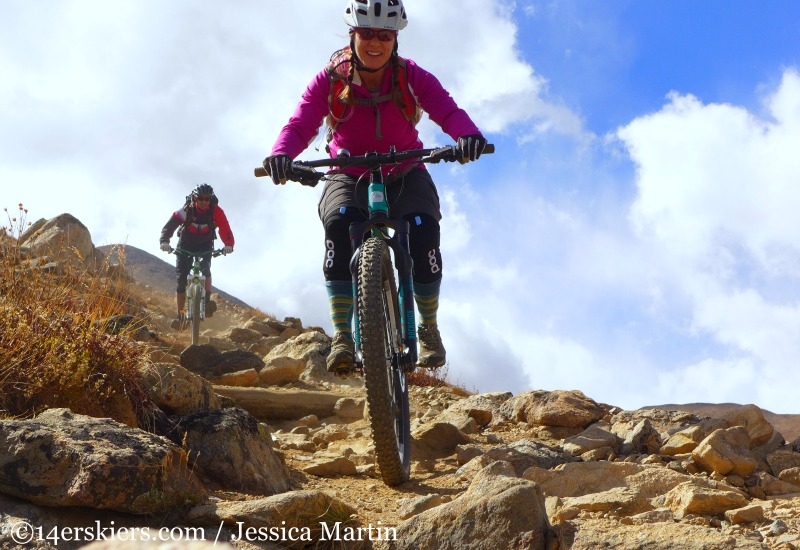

{"left": 358, "top": 237, "right": 411, "bottom": 486}
{"left": 189, "top": 284, "right": 202, "bottom": 345}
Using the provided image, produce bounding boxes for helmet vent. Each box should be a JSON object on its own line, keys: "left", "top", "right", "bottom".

{"left": 344, "top": 0, "right": 407, "bottom": 31}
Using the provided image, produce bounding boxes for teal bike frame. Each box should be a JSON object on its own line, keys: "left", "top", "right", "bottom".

{"left": 347, "top": 151, "right": 417, "bottom": 371}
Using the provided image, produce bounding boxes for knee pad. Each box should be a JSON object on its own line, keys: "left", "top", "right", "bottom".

{"left": 323, "top": 210, "right": 361, "bottom": 281}
{"left": 200, "top": 256, "right": 212, "bottom": 277}
{"left": 175, "top": 255, "right": 190, "bottom": 293}
{"left": 407, "top": 214, "right": 442, "bottom": 285}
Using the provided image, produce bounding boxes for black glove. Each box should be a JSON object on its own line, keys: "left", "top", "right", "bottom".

{"left": 263, "top": 154, "right": 292, "bottom": 185}
{"left": 455, "top": 134, "right": 487, "bottom": 164}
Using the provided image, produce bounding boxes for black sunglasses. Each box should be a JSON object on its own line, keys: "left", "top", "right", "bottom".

{"left": 195, "top": 196, "right": 211, "bottom": 202}
{"left": 353, "top": 27, "right": 396, "bottom": 42}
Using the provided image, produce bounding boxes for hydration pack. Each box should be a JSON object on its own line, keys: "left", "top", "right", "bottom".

{"left": 178, "top": 194, "right": 218, "bottom": 238}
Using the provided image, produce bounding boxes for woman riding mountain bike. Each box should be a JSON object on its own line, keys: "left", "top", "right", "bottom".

{"left": 263, "top": 0, "right": 488, "bottom": 378}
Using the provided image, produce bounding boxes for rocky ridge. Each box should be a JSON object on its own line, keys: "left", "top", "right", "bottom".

{"left": 2, "top": 214, "right": 800, "bottom": 549}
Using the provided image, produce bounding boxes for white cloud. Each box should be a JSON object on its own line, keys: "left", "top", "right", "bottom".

{"left": 622, "top": 72, "right": 800, "bottom": 264}
{"left": 616, "top": 69, "right": 800, "bottom": 413}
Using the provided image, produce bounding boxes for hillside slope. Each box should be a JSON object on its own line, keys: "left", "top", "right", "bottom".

{"left": 99, "top": 244, "right": 252, "bottom": 309}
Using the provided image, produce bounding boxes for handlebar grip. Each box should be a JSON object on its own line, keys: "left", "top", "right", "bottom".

{"left": 254, "top": 164, "right": 320, "bottom": 187}
{"left": 483, "top": 143, "right": 495, "bottom": 155}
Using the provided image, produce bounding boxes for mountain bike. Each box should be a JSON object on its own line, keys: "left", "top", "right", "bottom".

{"left": 255, "top": 143, "right": 493, "bottom": 485}
{"left": 168, "top": 246, "right": 226, "bottom": 346}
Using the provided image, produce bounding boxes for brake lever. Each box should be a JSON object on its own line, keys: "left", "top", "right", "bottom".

{"left": 427, "top": 146, "right": 458, "bottom": 164}
{"left": 291, "top": 164, "right": 324, "bottom": 187}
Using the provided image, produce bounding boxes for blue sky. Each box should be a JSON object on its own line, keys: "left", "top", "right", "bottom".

{"left": 525, "top": 1, "right": 800, "bottom": 130}
{"left": 3, "top": 1, "right": 800, "bottom": 414}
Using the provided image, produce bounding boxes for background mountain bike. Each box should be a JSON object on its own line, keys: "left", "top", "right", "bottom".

{"left": 256, "top": 144, "right": 493, "bottom": 485}
{"left": 168, "top": 246, "right": 225, "bottom": 346}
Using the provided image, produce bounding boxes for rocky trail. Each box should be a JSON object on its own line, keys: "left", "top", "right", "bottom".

{"left": 3, "top": 216, "right": 800, "bottom": 549}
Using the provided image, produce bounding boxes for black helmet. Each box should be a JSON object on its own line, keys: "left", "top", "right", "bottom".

{"left": 192, "top": 183, "right": 214, "bottom": 198}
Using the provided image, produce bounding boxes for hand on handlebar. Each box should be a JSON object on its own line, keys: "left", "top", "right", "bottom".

{"left": 456, "top": 134, "right": 487, "bottom": 164}
{"left": 222, "top": 245, "right": 234, "bottom": 255}
{"left": 263, "top": 154, "right": 292, "bottom": 185}
{"left": 160, "top": 242, "right": 171, "bottom": 253}
{"left": 255, "top": 144, "right": 494, "bottom": 180}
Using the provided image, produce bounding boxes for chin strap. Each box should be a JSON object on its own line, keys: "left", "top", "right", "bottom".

{"left": 351, "top": 53, "right": 390, "bottom": 73}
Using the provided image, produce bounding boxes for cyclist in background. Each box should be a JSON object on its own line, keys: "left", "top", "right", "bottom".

{"left": 263, "top": 0, "right": 487, "bottom": 376}
{"left": 160, "top": 183, "right": 234, "bottom": 322}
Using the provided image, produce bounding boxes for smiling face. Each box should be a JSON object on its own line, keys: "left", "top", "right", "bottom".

{"left": 352, "top": 27, "right": 396, "bottom": 72}
{"left": 193, "top": 195, "right": 211, "bottom": 212}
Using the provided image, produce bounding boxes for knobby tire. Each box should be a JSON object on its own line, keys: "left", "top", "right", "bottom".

{"left": 190, "top": 283, "right": 202, "bottom": 345}
{"left": 358, "top": 237, "right": 411, "bottom": 486}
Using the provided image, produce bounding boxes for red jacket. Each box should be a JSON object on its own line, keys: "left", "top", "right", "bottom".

{"left": 160, "top": 204, "right": 234, "bottom": 248}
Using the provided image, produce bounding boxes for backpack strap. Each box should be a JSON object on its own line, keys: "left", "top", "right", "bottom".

{"left": 392, "top": 58, "right": 421, "bottom": 125}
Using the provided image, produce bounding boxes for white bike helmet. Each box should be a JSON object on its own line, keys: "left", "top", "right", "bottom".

{"left": 344, "top": 0, "right": 408, "bottom": 30}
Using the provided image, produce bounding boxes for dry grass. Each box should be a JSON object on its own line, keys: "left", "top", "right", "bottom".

{"left": 0, "top": 204, "right": 152, "bottom": 423}
{"left": 407, "top": 363, "right": 452, "bottom": 388}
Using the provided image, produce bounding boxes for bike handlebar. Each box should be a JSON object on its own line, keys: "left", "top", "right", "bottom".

{"left": 253, "top": 143, "right": 495, "bottom": 185}
{"left": 169, "top": 247, "right": 228, "bottom": 258}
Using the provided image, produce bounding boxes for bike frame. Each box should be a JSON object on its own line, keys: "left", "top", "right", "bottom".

{"left": 170, "top": 246, "right": 225, "bottom": 345}
{"left": 186, "top": 261, "right": 205, "bottom": 320}
{"left": 347, "top": 154, "right": 418, "bottom": 372}
{"left": 175, "top": 247, "right": 215, "bottom": 321}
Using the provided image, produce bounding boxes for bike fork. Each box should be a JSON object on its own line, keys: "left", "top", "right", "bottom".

{"left": 393, "top": 229, "right": 418, "bottom": 370}
{"left": 185, "top": 277, "right": 206, "bottom": 320}
{"left": 349, "top": 249, "right": 362, "bottom": 367}
{"left": 349, "top": 222, "right": 418, "bottom": 370}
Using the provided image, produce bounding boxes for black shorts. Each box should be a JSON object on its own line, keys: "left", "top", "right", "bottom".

{"left": 317, "top": 167, "right": 443, "bottom": 284}
{"left": 317, "top": 167, "right": 442, "bottom": 225}
{"left": 175, "top": 241, "right": 213, "bottom": 293}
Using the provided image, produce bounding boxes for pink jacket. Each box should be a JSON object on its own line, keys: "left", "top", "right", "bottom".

{"left": 270, "top": 56, "right": 481, "bottom": 177}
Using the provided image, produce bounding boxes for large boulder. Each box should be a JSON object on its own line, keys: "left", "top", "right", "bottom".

{"left": 180, "top": 345, "right": 265, "bottom": 378}
{"left": 141, "top": 362, "right": 221, "bottom": 415}
{"left": 18, "top": 213, "right": 102, "bottom": 268}
{"left": 721, "top": 405, "right": 776, "bottom": 448}
{"left": 263, "top": 331, "right": 331, "bottom": 382}
{"left": 170, "top": 407, "right": 291, "bottom": 494}
{"left": 0, "top": 409, "right": 206, "bottom": 514}
{"left": 692, "top": 427, "right": 759, "bottom": 477}
{"left": 379, "top": 461, "right": 553, "bottom": 550}
{"left": 498, "top": 390, "right": 608, "bottom": 429}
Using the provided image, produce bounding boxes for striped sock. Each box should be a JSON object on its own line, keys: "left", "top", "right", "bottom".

{"left": 414, "top": 280, "right": 441, "bottom": 326}
{"left": 325, "top": 280, "right": 354, "bottom": 339}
